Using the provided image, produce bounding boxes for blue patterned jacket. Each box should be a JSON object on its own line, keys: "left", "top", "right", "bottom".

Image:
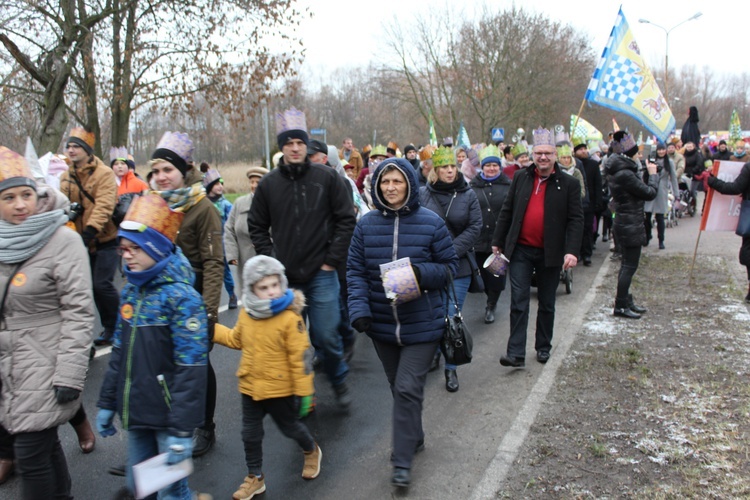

{"left": 98, "top": 249, "right": 208, "bottom": 437}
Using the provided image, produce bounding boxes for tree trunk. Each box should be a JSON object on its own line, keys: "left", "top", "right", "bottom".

{"left": 110, "top": 0, "right": 137, "bottom": 148}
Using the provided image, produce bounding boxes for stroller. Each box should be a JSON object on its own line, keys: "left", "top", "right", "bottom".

{"left": 677, "top": 175, "right": 696, "bottom": 217}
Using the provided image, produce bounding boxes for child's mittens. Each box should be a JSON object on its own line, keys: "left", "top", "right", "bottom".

{"left": 96, "top": 409, "right": 117, "bottom": 437}
{"left": 298, "top": 395, "right": 314, "bottom": 418}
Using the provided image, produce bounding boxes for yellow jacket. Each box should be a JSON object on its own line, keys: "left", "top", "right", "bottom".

{"left": 213, "top": 290, "right": 314, "bottom": 400}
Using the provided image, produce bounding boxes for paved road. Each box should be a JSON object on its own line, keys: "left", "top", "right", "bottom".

{"left": 6, "top": 211, "right": 739, "bottom": 499}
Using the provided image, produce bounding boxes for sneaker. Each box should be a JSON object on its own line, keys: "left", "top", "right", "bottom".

{"left": 333, "top": 383, "right": 352, "bottom": 410}
{"left": 192, "top": 427, "right": 215, "bottom": 457}
{"left": 228, "top": 294, "right": 238, "bottom": 309}
{"left": 233, "top": 475, "right": 265, "bottom": 500}
{"left": 499, "top": 355, "right": 525, "bottom": 368}
{"left": 302, "top": 444, "right": 322, "bottom": 479}
{"left": 94, "top": 331, "right": 113, "bottom": 346}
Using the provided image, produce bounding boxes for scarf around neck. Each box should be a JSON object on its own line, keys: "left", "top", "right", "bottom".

{"left": 156, "top": 184, "right": 206, "bottom": 212}
{"left": 432, "top": 172, "right": 465, "bottom": 192}
{"left": 0, "top": 209, "right": 68, "bottom": 264}
{"left": 123, "top": 252, "right": 172, "bottom": 287}
{"left": 243, "top": 288, "right": 294, "bottom": 319}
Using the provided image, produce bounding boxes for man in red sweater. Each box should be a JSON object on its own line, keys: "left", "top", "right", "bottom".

{"left": 491, "top": 128, "right": 584, "bottom": 367}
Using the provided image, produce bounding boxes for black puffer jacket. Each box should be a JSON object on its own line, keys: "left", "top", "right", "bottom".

{"left": 419, "top": 175, "right": 482, "bottom": 278}
{"left": 469, "top": 172, "right": 512, "bottom": 253}
{"left": 683, "top": 149, "right": 705, "bottom": 178}
{"left": 607, "top": 154, "right": 658, "bottom": 247}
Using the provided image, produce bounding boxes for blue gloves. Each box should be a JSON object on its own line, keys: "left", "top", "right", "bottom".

{"left": 96, "top": 409, "right": 117, "bottom": 437}
{"left": 165, "top": 435, "right": 193, "bottom": 465}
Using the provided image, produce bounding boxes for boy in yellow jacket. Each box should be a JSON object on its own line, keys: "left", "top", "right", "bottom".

{"left": 213, "top": 255, "right": 319, "bottom": 500}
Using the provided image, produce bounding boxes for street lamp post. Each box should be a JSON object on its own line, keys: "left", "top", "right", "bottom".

{"left": 638, "top": 12, "right": 702, "bottom": 103}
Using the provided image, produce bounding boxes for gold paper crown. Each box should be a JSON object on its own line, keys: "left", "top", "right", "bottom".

{"left": 156, "top": 132, "right": 194, "bottom": 163}
{"left": 532, "top": 127, "right": 555, "bottom": 147}
{"left": 387, "top": 141, "right": 399, "bottom": 151}
{"left": 370, "top": 144, "right": 388, "bottom": 158}
{"left": 275, "top": 107, "right": 307, "bottom": 136}
{"left": 511, "top": 143, "right": 528, "bottom": 157}
{"left": 362, "top": 144, "right": 372, "bottom": 154}
{"left": 419, "top": 145, "right": 435, "bottom": 161}
{"left": 479, "top": 144, "right": 501, "bottom": 164}
{"left": 432, "top": 146, "right": 455, "bottom": 168}
{"left": 123, "top": 194, "right": 184, "bottom": 242}
{"left": 572, "top": 136, "right": 586, "bottom": 148}
{"left": 0, "top": 146, "right": 33, "bottom": 184}
{"left": 69, "top": 127, "right": 96, "bottom": 149}
{"left": 556, "top": 144, "right": 573, "bottom": 157}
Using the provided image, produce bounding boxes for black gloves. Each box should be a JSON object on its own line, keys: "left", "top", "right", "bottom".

{"left": 54, "top": 386, "right": 81, "bottom": 404}
{"left": 207, "top": 317, "right": 216, "bottom": 351}
{"left": 352, "top": 317, "right": 372, "bottom": 333}
{"left": 81, "top": 225, "right": 97, "bottom": 247}
{"left": 411, "top": 265, "right": 421, "bottom": 286}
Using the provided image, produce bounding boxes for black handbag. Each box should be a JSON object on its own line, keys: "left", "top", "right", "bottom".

{"left": 467, "top": 250, "right": 485, "bottom": 293}
{"left": 440, "top": 272, "right": 473, "bottom": 366}
{"left": 736, "top": 199, "right": 750, "bottom": 237}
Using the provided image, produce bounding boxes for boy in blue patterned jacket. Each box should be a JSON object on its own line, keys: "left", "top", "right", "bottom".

{"left": 96, "top": 194, "right": 211, "bottom": 500}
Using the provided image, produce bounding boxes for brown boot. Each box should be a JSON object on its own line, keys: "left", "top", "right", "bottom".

{"left": 73, "top": 417, "right": 96, "bottom": 453}
{"left": 0, "top": 458, "right": 13, "bottom": 485}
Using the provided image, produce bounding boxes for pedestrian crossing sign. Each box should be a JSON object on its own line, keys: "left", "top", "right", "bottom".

{"left": 491, "top": 128, "right": 504, "bottom": 142}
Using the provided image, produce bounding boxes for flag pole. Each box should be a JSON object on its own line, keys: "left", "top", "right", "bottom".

{"left": 572, "top": 98, "right": 587, "bottom": 134}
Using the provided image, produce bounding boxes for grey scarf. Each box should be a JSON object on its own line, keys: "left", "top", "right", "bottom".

{"left": 0, "top": 209, "right": 69, "bottom": 264}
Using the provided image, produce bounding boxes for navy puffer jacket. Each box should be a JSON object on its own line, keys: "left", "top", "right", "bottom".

{"left": 347, "top": 158, "right": 459, "bottom": 346}
{"left": 419, "top": 175, "right": 482, "bottom": 278}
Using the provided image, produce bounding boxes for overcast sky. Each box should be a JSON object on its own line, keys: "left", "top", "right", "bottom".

{"left": 295, "top": 0, "right": 747, "bottom": 79}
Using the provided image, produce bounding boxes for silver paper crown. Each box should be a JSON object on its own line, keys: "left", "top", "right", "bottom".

{"left": 156, "top": 132, "right": 194, "bottom": 162}
{"left": 532, "top": 127, "right": 555, "bottom": 147}
{"left": 110, "top": 146, "right": 129, "bottom": 163}
{"left": 275, "top": 107, "right": 307, "bottom": 136}
{"left": 613, "top": 133, "right": 637, "bottom": 154}
{"left": 553, "top": 128, "right": 570, "bottom": 146}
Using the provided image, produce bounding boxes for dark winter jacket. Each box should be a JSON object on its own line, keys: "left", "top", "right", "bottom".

{"left": 248, "top": 158, "right": 356, "bottom": 283}
{"left": 98, "top": 249, "right": 208, "bottom": 437}
{"left": 419, "top": 174, "right": 482, "bottom": 278}
{"left": 681, "top": 106, "right": 701, "bottom": 147}
{"left": 606, "top": 154, "right": 658, "bottom": 247}
{"left": 470, "top": 172, "right": 512, "bottom": 254}
{"left": 347, "top": 158, "right": 459, "bottom": 346}
{"left": 712, "top": 149, "right": 732, "bottom": 162}
{"left": 683, "top": 149, "right": 706, "bottom": 178}
{"left": 491, "top": 164, "right": 584, "bottom": 267}
{"left": 581, "top": 157, "right": 603, "bottom": 213}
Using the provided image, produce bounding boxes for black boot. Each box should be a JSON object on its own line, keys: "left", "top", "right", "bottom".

{"left": 627, "top": 294, "right": 647, "bottom": 314}
{"left": 445, "top": 369, "right": 459, "bottom": 392}
{"left": 746, "top": 283, "right": 750, "bottom": 303}
{"left": 484, "top": 290, "right": 500, "bottom": 324}
{"left": 484, "top": 306, "right": 496, "bottom": 324}
{"left": 428, "top": 349, "right": 440, "bottom": 372}
{"left": 614, "top": 298, "right": 641, "bottom": 319}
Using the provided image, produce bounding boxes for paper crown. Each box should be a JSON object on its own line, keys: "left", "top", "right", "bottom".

{"left": 532, "top": 128, "right": 555, "bottom": 147}
{"left": 387, "top": 141, "right": 398, "bottom": 152}
{"left": 612, "top": 133, "right": 637, "bottom": 155}
{"left": 572, "top": 136, "right": 586, "bottom": 148}
{"left": 110, "top": 146, "right": 129, "bottom": 163}
{"left": 556, "top": 144, "right": 573, "bottom": 157}
{"left": 362, "top": 144, "right": 372, "bottom": 154}
{"left": 432, "top": 146, "right": 455, "bottom": 168}
{"left": 442, "top": 137, "right": 454, "bottom": 147}
{"left": 736, "top": 140, "right": 746, "bottom": 149}
{"left": 202, "top": 168, "right": 222, "bottom": 188}
{"left": 370, "top": 144, "right": 388, "bottom": 158}
{"left": 275, "top": 107, "right": 307, "bottom": 136}
{"left": 419, "top": 145, "right": 435, "bottom": 161}
{"left": 156, "top": 132, "right": 194, "bottom": 163}
{"left": 554, "top": 127, "right": 570, "bottom": 146}
{"left": 511, "top": 142, "right": 528, "bottom": 157}
{"left": 479, "top": 144, "right": 501, "bottom": 165}
{"left": 122, "top": 194, "right": 184, "bottom": 242}
{"left": 69, "top": 127, "right": 95, "bottom": 149}
{"left": 466, "top": 147, "right": 480, "bottom": 168}
{"left": 0, "top": 146, "right": 33, "bottom": 184}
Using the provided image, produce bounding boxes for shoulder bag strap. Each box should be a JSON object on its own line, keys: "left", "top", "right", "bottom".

{"left": 71, "top": 170, "right": 96, "bottom": 205}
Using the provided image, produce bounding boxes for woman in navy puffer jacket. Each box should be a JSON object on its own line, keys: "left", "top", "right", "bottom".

{"left": 347, "top": 158, "right": 458, "bottom": 489}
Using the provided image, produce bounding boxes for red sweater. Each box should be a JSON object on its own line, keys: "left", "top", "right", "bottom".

{"left": 517, "top": 173, "right": 548, "bottom": 248}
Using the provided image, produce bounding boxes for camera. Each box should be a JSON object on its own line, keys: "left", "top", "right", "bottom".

{"left": 69, "top": 202, "right": 83, "bottom": 222}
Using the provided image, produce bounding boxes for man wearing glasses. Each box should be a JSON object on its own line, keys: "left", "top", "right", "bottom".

{"left": 491, "top": 127, "right": 584, "bottom": 367}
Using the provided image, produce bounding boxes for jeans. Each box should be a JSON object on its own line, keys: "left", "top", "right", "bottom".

{"left": 372, "top": 339, "right": 437, "bottom": 469}
{"left": 439, "top": 275, "right": 471, "bottom": 370}
{"left": 616, "top": 245, "right": 642, "bottom": 303}
{"left": 14, "top": 426, "right": 71, "bottom": 500}
{"left": 294, "top": 269, "right": 349, "bottom": 387}
{"left": 127, "top": 429, "right": 192, "bottom": 500}
{"left": 90, "top": 241, "right": 120, "bottom": 334}
{"left": 338, "top": 276, "right": 355, "bottom": 348}
{"left": 241, "top": 395, "right": 315, "bottom": 476}
{"left": 507, "top": 245, "right": 561, "bottom": 358}
{"left": 223, "top": 257, "right": 235, "bottom": 296}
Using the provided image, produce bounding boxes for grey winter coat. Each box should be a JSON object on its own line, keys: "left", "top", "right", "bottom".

{"left": 0, "top": 191, "right": 94, "bottom": 434}
{"left": 224, "top": 193, "right": 255, "bottom": 292}
{"left": 643, "top": 155, "right": 679, "bottom": 214}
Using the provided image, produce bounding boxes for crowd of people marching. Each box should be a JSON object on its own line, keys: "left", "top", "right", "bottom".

{"left": 1, "top": 105, "right": 749, "bottom": 500}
